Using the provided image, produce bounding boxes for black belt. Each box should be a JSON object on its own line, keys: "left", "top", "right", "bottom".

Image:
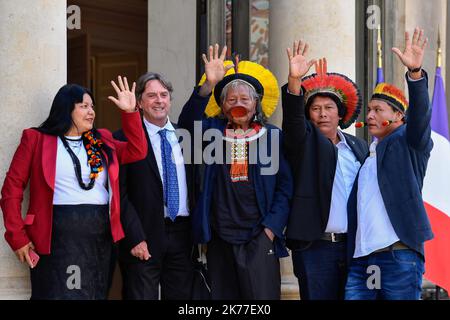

{"left": 320, "top": 232, "right": 347, "bottom": 243}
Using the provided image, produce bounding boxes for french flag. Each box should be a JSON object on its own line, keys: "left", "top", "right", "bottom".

{"left": 423, "top": 65, "right": 450, "bottom": 292}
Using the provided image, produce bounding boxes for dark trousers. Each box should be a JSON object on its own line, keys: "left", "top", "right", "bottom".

{"left": 119, "top": 217, "right": 193, "bottom": 300}
{"left": 207, "top": 230, "right": 281, "bottom": 300}
{"left": 291, "top": 240, "right": 347, "bottom": 300}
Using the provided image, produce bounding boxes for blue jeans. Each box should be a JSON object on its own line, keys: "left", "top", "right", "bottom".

{"left": 291, "top": 240, "right": 347, "bottom": 300}
{"left": 345, "top": 249, "right": 424, "bottom": 300}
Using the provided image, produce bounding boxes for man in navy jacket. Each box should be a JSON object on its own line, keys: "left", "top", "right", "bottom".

{"left": 178, "top": 46, "right": 293, "bottom": 299}
{"left": 345, "top": 27, "right": 434, "bottom": 300}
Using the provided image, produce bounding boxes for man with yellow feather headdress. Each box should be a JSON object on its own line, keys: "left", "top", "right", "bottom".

{"left": 179, "top": 45, "right": 293, "bottom": 300}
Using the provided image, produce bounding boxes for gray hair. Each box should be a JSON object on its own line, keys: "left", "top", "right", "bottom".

{"left": 135, "top": 72, "right": 173, "bottom": 101}
{"left": 219, "top": 79, "right": 266, "bottom": 124}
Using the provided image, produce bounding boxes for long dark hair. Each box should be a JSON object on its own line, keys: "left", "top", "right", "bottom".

{"left": 36, "top": 84, "right": 113, "bottom": 166}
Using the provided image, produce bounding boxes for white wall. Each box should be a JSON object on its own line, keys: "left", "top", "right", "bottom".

{"left": 269, "top": 0, "right": 356, "bottom": 135}
{"left": 148, "top": 0, "right": 197, "bottom": 121}
{"left": 0, "top": 0, "right": 67, "bottom": 299}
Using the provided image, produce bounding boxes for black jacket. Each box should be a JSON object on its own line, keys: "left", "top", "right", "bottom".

{"left": 281, "top": 84, "right": 369, "bottom": 245}
{"left": 113, "top": 90, "right": 210, "bottom": 262}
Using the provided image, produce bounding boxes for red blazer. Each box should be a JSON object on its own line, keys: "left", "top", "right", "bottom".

{"left": 0, "top": 111, "right": 147, "bottom": 254}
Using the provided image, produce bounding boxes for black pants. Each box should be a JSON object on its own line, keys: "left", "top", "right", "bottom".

{"left": 30, "top": 204, "right": 112, "bottom": 300}
{"left": 206, "top": 230, "right": 281, "bottom": 300}
{"left": 120, "top": 217, "right": 193, "bottom": 300}
{"left": 291, "top": 240, "right": 347, "bottom": 300}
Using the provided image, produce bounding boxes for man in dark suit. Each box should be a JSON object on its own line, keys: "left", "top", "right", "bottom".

{"left": 113, "top": 45, "right": 232, "bottom": 300}
{"left": 281, "top": 41, "right": 368, "bottom": 300}
{"left": 345, "top": 28, "right": 434, "bottom": 300}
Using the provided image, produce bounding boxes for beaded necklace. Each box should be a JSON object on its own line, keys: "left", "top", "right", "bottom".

{"left": 60, "top": 130, "right": 104, "bottom": 190}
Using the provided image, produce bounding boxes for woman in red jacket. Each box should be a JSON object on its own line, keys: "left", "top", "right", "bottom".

{"left": 0, "top": 76, "right": 147, "bottom": 299}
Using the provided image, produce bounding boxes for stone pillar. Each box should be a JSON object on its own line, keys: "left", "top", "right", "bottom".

{"left": 0, "top": 0, "right": 67, "bottom": 299}
{"left": 269, "top": 0, "right": 357, "bottom": 136}
{"left": 405, "top": 0, "right": 447, "bottom": 98}
{"left": 268, "top": 0, "right": 356, "bottom": 299}
{"left": 383, "top": 0, "right": 407, "bottom": 92}
{"left": 148, "top": 0, "right": 197, "bottom": 120}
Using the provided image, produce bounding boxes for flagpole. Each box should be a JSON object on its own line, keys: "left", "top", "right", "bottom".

{"left": 376, "top": 25, "right": 384, "bottom": 84}
{"left": 377, "top": 25, "right": 383, "bottom": 70}
{"left": 437, "top": 27, "right": 442, "bottom": 68}
{"left": 434, "top": 27, "right": 442, "bottom": 301}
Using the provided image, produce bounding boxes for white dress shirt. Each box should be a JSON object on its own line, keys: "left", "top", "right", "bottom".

{"left": 144, "top": 117, "right": 189, "bottom": 218}
{"left": 354, "top": 140, "right": 400, "bottom": 258}
{"left": 325, "top": 130, "right": 361, "bottom": 233}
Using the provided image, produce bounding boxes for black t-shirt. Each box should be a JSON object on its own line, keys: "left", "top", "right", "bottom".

{"left": 211, "top": 161, "right": 262, "bottom": 245}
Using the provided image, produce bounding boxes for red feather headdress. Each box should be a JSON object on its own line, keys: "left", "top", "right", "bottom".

{"left": 302, "top": 58, "right": 362, "bottom": 129}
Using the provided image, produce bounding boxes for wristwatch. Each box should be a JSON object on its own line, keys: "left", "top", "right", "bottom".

{"left": 408, "top": 66, "right": 422, "bottom": 73}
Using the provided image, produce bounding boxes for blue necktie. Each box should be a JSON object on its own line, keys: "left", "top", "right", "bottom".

{"left": 158, "top": 129, "right": 179, "bottom": 221}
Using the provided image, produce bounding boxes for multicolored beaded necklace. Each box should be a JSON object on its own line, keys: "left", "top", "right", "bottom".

{"left": 60, "top": 130, "right": 104, "bottom": 190}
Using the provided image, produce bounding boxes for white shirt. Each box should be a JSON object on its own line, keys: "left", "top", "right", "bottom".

{"left": 53, "top": 136, "right": 109, "bottom": 205}
{"left": 144, "top": 118, "right": 189, "bottom": 218}
{"left": 325, "top": 130, "right": 361, "bottom": 233}
{"left": 354, "top": 141, "right": 400, "bottom": 258}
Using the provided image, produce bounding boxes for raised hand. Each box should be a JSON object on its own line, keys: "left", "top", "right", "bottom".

{"left": 108, "top": 76, "right": 137, "bottom": 113}
{"left": 287, "top": 40, "right": 316, "bottom": 95}
{"left": 199, "top": 44, "right": 234, "bottom": 97}
{"left": 204, "top": 44, "right": 234, "bottom": 86}
{"left": 392, "top": 27, "right": 428, "bottom": 72}
{"left": 287, "top": 40, "right": 316, "bottom": 80}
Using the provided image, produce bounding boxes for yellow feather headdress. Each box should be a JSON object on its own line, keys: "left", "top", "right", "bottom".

{"left": 198, "top": 60, "right": 279, "bottom": 118}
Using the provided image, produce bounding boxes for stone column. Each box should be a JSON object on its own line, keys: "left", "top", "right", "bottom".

{"left": 405, "top": 0, "right": 447, "bottom": 98}
{"left": 148, "top": 0, "right": 197, "bottom": 120}
{"left": 269, "top": 0, "right": 357, "bottom": 136}
{"left": 269, "top": 0, "right": 356, "bottom": 299}
{"left": 383, "top": 0, "right": 407, "bottom": 92}
{"left": 0, "top": 0, "right": 67, "bottom": 299}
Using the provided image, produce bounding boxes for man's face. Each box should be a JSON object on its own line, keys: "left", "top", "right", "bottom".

{"left": 367, "top": 99, "right": 404, "bottom": 139}
{"left": 222, "top": 85, "right": 257, "bottom": 128}
{"left": 138, "top": 80, "right": 171, "bottom": 126}
{"left": 308, "top": 96, "right": 340, "bottom": 139}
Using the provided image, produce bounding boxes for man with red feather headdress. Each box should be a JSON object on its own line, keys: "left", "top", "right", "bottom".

{"left": 281, "top": 40, "right": 369, "bottom": 300}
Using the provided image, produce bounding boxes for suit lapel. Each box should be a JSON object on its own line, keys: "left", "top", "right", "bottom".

{"left": 143, "top": 125, "right": 163, "bottom": 183}
{"left": 344, "top": 133, "right": 368, "bottom": 164}
{"left": 376, "top": 125, "right": 404, "bottom": 165}
{"left": 42, "top": 134, "right": 57, "bottom": 190}
{"left": 376, "top": 135, "right": 391, "bottom": 169}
